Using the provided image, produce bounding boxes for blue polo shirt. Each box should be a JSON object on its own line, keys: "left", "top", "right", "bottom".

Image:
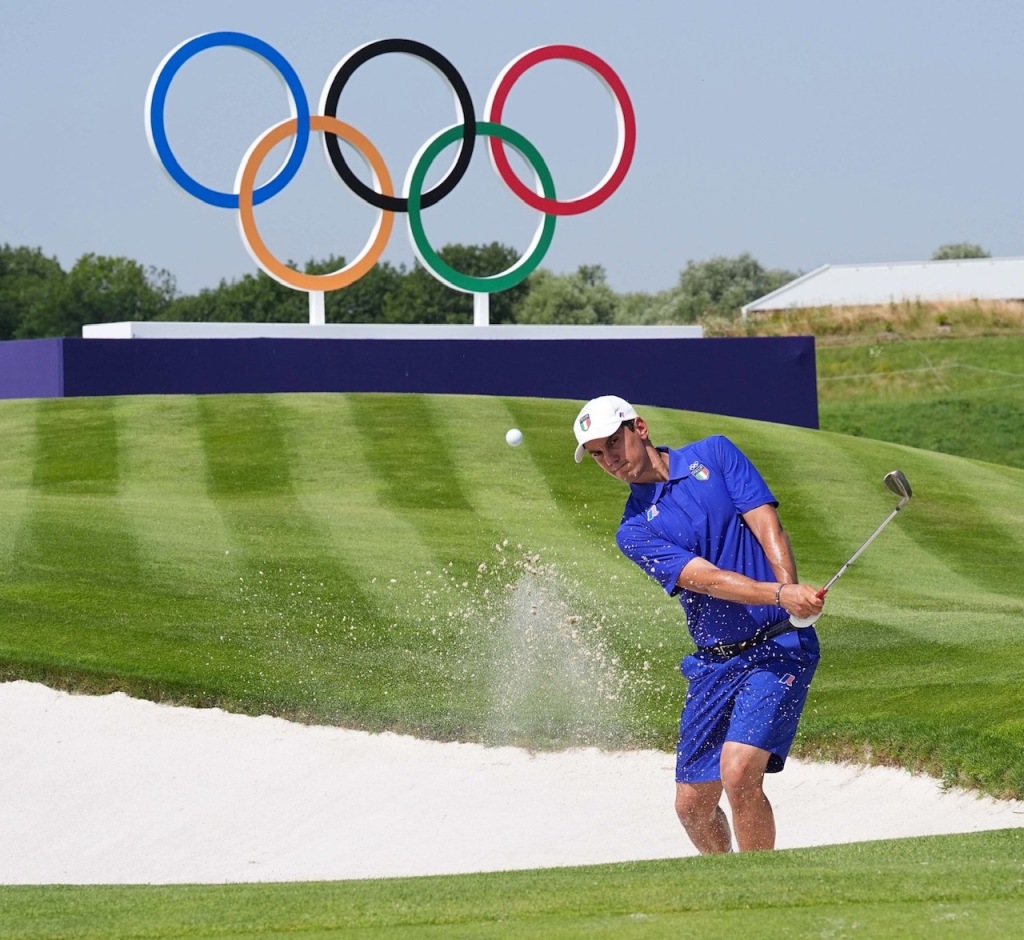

{"left": 616, "top": 435, "right": 788, "bottom": 648}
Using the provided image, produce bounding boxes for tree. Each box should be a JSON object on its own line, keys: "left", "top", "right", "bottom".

{"left": 641, "top": 253, "right": 797, "bottom": 324}
{"left": 0, "top": 244, "right": 65, "bottom": 340}
{"left": 931, "top": 242, "right": 990, "bottom": 261}
{"left": 613, "top": 290, "right": 659, "bottom": 326}
{"left": 382, "top": 243, "right": 530, "bottom": 324}
{"left": 16, "top": 254, "right": 175, "bottom": 338}
{"left": 514, "top": 265, "right": 619, "bottom": 324}
{"left": 320, "top": 258, "right": 406, "bottom": 323}
{"left": 163, "top": 268, "right": 303, "bottom": 323}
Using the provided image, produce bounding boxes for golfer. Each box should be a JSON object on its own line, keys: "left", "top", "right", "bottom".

{"left": 573, "top": 395, "right": 824, "bottom": 854}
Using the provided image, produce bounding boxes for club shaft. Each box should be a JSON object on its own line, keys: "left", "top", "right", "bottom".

{"left": 821, "top": 499, "right": 908, "bottom": 593}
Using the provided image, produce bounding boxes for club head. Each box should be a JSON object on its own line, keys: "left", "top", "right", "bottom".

{"left": 883, "top": 469, "right": 912, "bottom": 504}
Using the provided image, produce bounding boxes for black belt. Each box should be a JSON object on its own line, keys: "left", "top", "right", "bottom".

{"left": 698, "top": 620, "right": 796, "bottom": 659}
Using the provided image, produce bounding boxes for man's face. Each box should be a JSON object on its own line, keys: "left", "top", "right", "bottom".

{"left": 582, "top": 419, "right": 651, "bottom": 483}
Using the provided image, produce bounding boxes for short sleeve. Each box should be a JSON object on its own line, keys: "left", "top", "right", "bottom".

{"left": 707, "top": 436, "right": 777, "bottom": 512}
{"left": 616, "top": 505, "right": 694, "bottom": 597}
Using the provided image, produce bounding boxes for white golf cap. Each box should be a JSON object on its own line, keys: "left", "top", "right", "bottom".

{"left": 573, "top": 395, "right": 638, "bottom": 463}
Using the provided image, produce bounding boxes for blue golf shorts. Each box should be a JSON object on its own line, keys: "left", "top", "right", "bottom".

{"left": 675, "top": 627, "right": 820, "bottom": 784}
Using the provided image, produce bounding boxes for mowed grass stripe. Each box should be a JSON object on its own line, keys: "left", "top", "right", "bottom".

{"left": 430, "top": 397, "right": 581, "bottom": 544}
{"left": 195, "top": 395, "right": 484, "bottom": 729}
{"left": 880, "top": 447, "right": 1024, "bottom": 600}
{"left": 115, "top": 396, "right": 239, "bottom": 598}
{"left": 346, "top": 393, "right": 473, "bottom": 511}
{"left": 30, "top": 397, "right": 119, "bottom": 494}
{"left": 1, "top": 399, "right": 160, "bottom": 680}
{"left": 275, "top": 394, "right": 500, "bottom": 732}
{"left": 194, "top": 395, "right": 355, "bottom": 591}
{"left": 343, "top": 393, "right": 528, "bottom": 562}
{"left": 112, "top": 397, "right": 255, "bottom": 694}
{"left": 0, "top": 399, "right": 37, "bottom": 581}
{"left": 275, "top": 394, "right": 441, "bottom": 582}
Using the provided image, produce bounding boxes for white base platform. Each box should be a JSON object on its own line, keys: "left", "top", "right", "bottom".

{"left": 81, "top": 322, "right": 704, "bottom": 341}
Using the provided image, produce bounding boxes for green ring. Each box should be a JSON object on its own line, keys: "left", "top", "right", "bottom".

{"left": 406, "top": 120, "right": 556, "bottom": 293}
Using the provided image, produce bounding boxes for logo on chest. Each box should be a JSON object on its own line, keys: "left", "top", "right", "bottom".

{"left": 689, "top": 461, "right": 710, "bottom": 482}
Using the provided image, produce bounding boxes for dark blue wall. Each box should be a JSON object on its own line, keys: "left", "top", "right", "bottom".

{"left": 0, "top": 335, "right": 818, "bottom": 428}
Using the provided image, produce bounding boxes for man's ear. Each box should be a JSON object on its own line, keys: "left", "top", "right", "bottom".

{"left": 634, "top": 417, "right": 650, "bottom": 441}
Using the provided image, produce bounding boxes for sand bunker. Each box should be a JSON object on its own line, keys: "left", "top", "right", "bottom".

{"left": 2, "top": 680, "right": 1022, "bottom": 885}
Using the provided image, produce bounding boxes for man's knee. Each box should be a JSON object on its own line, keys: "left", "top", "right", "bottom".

{"left": 675, "top": 781, "right": 733, "bottom": 854}
{"left": 720, "top": 743, "right": 771, "bottom": 802}
{"left": 675, "top": 782, "right": 720, "bottom": 827}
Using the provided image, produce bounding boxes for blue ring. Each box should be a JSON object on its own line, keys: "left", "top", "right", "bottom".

{"left": 147, "top": 31, "right": 310, "bottom": 209}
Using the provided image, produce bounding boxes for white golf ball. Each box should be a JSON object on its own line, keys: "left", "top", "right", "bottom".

{"left": 505, "top": 428, "right": 523, "bottom": 447}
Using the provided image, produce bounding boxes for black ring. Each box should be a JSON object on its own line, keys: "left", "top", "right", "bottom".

{"left": 321, "top": 38, "right": 476, "bottom": 213}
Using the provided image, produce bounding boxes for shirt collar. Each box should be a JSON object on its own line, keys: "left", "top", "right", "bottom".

{"left": 630, "top": 446, "right": 690, "bottom": 503}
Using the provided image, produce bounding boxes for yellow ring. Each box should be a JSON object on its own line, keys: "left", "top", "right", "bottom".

{"left": 236, "top": 115, "right": 394, "bottom": 291}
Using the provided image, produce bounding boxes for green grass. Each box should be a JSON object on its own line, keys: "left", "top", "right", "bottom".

{"left": 2, "top": 388, "right": 1024, "bottom": 936}
{"left": 3, "top": 831, "right": 1023, "bottom": 938}
{"left": 817, "top": 335, "right": 1024, "bottom": 469}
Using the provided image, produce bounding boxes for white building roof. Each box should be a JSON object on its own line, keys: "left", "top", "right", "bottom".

{"left": 742, "top": 257, "right": 1024, "bottom": 317}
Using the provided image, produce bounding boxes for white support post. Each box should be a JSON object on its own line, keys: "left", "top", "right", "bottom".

{"left": 473, "top": 292, "right": 490, "bottom": 327}
{"left": 308, "top": 291, "right": 325, "bottom": 325}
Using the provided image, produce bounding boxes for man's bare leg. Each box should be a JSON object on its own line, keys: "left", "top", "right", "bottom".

{"left": 720, "top": 742, "right": 775, "bottom": 851}
{"left": 675, "top": 780, "right": 733, "bottom": 854}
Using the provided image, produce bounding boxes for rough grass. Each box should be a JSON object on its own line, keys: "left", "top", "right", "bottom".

{"left": 706, "top": 297, "right": 1024, "bottom": 342}
{"left": 703, "top": 302, "right": 1024, "bottom": 469}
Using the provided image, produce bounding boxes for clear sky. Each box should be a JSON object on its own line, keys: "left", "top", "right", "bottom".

{"left": 3, "top": 0, "right": 1023, "bottom": 297}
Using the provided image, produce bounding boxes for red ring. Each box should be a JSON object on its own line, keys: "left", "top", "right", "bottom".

{"left": 485, "top": 45, "right": 636, "bottom": 217}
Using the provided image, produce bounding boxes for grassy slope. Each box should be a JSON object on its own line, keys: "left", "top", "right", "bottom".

{"left": 817, "top": 335, "right": 1024, "bottom": 469}
{"left": 1, "top": 392, "right": 1023, "bottom": 793}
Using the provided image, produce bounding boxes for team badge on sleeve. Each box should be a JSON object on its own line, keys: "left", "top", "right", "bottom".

{"left": 689, "top": 461, "right": 710, "bottom": 481}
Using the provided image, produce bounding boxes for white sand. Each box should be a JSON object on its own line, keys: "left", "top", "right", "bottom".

{"left": 2, "top": 680, "right": 1022, "bottom": 885}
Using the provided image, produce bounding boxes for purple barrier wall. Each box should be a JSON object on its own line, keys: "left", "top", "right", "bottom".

{"left": 0, "top": 339, "right": 65, "bottom": 399}
{"left": 0, "top": 336, "right": 818, "bottom": 428}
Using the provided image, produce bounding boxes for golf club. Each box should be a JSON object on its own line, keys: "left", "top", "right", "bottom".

{"left": 789, "top": 470, "right": 912, "bottom": 628}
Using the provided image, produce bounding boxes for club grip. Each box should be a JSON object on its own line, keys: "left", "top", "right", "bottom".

{"left": 789, "top": 613, "right": 820, "bottom": 628}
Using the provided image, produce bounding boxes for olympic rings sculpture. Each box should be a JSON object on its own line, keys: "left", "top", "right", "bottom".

{"left": 145, "top": 33, "right": 635, "bottom": 295}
